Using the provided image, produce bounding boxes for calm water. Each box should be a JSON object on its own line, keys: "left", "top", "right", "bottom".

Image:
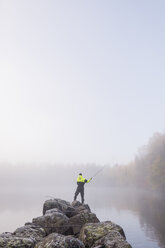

{"left": 0, "top": 187, "right": 165, "bottom": 248}
{"left": 88, "top": 188, "right": 165, "bottom": 248}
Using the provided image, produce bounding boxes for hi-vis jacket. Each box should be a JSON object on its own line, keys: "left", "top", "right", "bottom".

{"left": 77, "top": 175, "right": 91, "bottom": 188}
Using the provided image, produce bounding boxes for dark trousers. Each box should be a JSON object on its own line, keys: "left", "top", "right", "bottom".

{"left": 74, "top": 187, "right": 84, "bottom": 203}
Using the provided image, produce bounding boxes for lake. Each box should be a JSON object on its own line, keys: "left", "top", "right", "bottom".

{"left": 0, "top": 186, "right": 165, "bottom": 248}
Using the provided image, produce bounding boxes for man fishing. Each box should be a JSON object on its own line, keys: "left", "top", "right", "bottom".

{"left": 74, "top": 173, "right": 92, "bottom": 204}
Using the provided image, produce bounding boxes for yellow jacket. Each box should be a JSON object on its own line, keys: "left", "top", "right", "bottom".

{"left": 77, "top": 174, "right": 91, "bottom": 183}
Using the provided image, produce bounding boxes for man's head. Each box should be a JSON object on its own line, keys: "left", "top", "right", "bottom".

{"left": 79, "top": 173, "right": 82, "bottom": 176}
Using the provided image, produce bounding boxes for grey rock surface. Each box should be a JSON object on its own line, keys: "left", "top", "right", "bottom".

{"left": 13, "top": 224, "right": 46, "bottom": 243}
{"left": 79, "top": 221, "right": 132, "bottom": 248}
{"left": 93, "top": 230, "right": 132, "bottom": 248}
{"left": 43, "top": 199, "right": 74, "bottom": 217}
{"left": 0, "top": 232, "right": 35, "bottom": 248}
{"left": 32, "top": 209, "right": 69, "bottom": 235}
{"left": 69, "top": 210, "right": 100, "bottom": 235}
{"left": 34, "top": 232, "right": 85, "bottom": 248}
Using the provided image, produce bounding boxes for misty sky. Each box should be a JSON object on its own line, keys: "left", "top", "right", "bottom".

{"left": 0, "top": 0, "right": 165, "bottom": 165}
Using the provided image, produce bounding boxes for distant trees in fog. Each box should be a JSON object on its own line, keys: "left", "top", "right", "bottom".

{"left": 106, "top": 132, "right": 165, "bottom": 191}
{"left": 0, "top": 132, "right": 164, "bottom": 192}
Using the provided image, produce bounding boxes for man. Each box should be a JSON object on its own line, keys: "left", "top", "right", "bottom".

{"left": 74, "top": 173, "right": 92, "bottom": 204}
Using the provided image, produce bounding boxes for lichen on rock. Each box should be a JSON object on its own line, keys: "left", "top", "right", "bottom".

{"left": 0, "top": 233, "right": 35, "bottom": 248}
{"left": 32, "top": 209, "right": 69, "bottom": 235}
{"left": 34, "top": 233, "right": 85, "bottom": 248}
{"left": 79, "top": 221, "right": 131, "bottom": 248}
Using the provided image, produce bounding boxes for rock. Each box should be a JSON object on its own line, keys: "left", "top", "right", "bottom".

{"left": 66, "top": 201, "right": 92, "bottom": 218}
{"left": 71, "top": 200, "right": 83, "bottom": 208}
{"left": 43, "top": 199, "right": 74, "bottom": 217}
{"left": 72, "top": 201, "right": 91, "bottom": 213}
{"left": 93, "top": 231, "right": 132, "bottom": 248}
{"left": 13, "top": 224, "right": 46, "bottom": 243}
{"left": 32, "top": 208, "right": 69, "bottom": 235}
{"left": 0, "top": 232, "right": 35, "bottom": 248}
{"left": 79, "top": 221, "right": 132, "bottom": 248}
{"left": 45, "top": 208, "right": 63, "bottom": 215}
{"left": 41, "top": 199, "right": 99, "bottom": 235}
{"left": 0, "top": 198, "right": 132, "bottom": 248}
{"left": 65, "top": 206, "right": 77, "bottom": 218}
{"left": 68, "top": 210, "right": 100, "bottom": 235}
{"left": 0, "top": 224, "right": 46, "bottom": 248}
{"left": 34, "top": 232, "right": 85, "bottom": 248}
{"left": 43, "top": 199, "right": 91, "bottom": 218}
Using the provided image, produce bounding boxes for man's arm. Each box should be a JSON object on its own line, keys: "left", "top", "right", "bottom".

{"left": 86, "top": 178, "right": 92, "bottom": 183}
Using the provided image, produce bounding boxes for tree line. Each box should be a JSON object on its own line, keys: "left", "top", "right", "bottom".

{"left": 0, "top": 132, "right": 164, "bottom": 192}
{"left": 102, "top": 132, "right": 165, "bottom": 191}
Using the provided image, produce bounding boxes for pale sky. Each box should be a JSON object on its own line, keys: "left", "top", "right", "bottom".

{"left": 0, "top": 0, "right": 165, "bottom": 165}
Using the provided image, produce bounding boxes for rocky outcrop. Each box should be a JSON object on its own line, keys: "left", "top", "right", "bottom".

{"left": 79, "top": 221, "right": 132, "bottom": 248}
{"left": 0, "top": 198, "right": 132, "bottom": 248}
{"left": 68, "top": 210, "right": 99, "bottom": 235}
{"left": 0, "top": 232, "right": 35, "bottom": 248}
{"left": 35, "top": 233, "right": 85, "bottom": 248}
{"left": 13, "top": 224, "right": 46, "bottom": 242}
{"left": 32, "top": 208, "right": 70, "bottom": 235}
{"left": 43, "top": 199, "right": 75, "bottom": 217}
{"left": 0, "top": 224, "right": 46, "bottom": 248}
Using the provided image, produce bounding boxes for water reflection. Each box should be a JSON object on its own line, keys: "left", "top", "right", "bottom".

{"left": 87, "top": 187, "right": 165, "bottom": 248}
{"left": 0, "top": 187, "right": 165, "bottom": 248}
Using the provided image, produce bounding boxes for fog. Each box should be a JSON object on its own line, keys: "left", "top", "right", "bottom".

{"left": 1, "top": 130, "right": 165, "bottom": 193}
{"left": 1, "top": 1, "right": 165, "bottom": 166}
{"left": 0, "top": 163, "right": 105, "bottom": 190}
{"left": 0, "top": 161, "right": 165, "bottom": 247}
{"left": 0, "top": 162, "right": 105, "bottom": 212}
{"left": 1, "top": 1, "right": 165, "bottom": 246}
{"left": 0, "top": 182, "right": 165, "bottom": 248}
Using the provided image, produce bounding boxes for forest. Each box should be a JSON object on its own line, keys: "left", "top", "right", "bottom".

{"left": 102, "top": 132, "right": 165, "bottom": 191}
{"left": 0, "top": 132, "right": 165, "bottom": 193}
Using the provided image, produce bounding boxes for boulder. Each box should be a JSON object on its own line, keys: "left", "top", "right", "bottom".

{"left": 68, "top": 211, "right": 100, "bottom": 235}
{"left": 0, "top": 232, "right": 35, "bottom": 248}
{"left": 71, "top": 201, "right": 91, "bottom": 214}
{"left": 93, "top": 231, "right": 132, "bottom": 248}
{"left": 62, "top": 201, "right": 92, "bottom": 218}
{"left": 0, "top": 224, "right": 46, "bottom": 248}
{"left": 71, "top": 201, "right": 82, "bottom": 208}
{"left": 0, "top": 198, "right": 132, "bottom": 248}
{"left": 32, "top": 209, "right": 69, "bottom": 235}
{"left": 34, "top": 232, "right": 85, "bottom": 248}
{"left": 13, "top": 224, "right": 46, "bottom": 243}
{"left": 79, "top": 221, "right": 132, "bottom": 248}
{"left": 61, "top": 200, "right": 99, "bottom": 235}
{"left": 43, "top": 199, "right": 75, "bottom": 217}
{"left": 43, "top": 199, "right": 91, "bottom": 218}
{"left": 41, "top": 199, "right": 99, "bottom": 235}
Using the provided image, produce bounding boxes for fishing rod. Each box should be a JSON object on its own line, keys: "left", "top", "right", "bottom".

{"left": 90, "top": 165, "right": 106, "bottom": 179}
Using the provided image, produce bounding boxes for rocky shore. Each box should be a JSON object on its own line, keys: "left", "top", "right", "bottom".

{"left": 0, "top": 198, "right": 132, "bottom": 247}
